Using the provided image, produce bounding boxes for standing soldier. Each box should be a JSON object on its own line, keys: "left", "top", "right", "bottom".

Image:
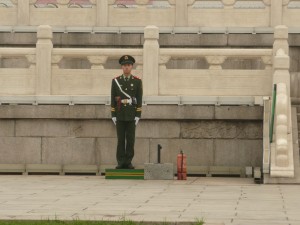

{"left": 111, "top": 55, "right": 143, "bottom": 169}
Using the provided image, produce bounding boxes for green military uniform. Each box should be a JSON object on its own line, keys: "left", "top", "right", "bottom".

{"left": 111, "top": 55, "right": 143, "bottom": 169}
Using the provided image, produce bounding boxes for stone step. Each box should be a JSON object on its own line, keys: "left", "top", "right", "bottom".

{"left": 105, "top": 169, "right": 144, "bottom": 180}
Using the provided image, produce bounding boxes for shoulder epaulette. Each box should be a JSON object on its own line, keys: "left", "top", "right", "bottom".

{"left": 133, "top": 75, "right": 141, "bottom": 80}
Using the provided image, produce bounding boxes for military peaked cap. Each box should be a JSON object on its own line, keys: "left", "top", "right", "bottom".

{"left": 119, "top": 55, "right": 135, "bottom": 65}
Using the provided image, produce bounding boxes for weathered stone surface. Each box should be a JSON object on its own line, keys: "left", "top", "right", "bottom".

{"left": 0, "top": 105, "right": 265, "bottom": 168}
{"left": 96, "top": 138, "right": 150, "bottom": 166}
{"left": 70, "top": 120, "right": 116, "bottom": 138}
{"left": 96, "top": 105, "right": 113, "bottom": 119}
{"left": 0, "top": 105, "right": 263, "bottom": 120}
{"left": 0, "top": 137, "right": 41, "bottom": 164}
{"left": 149, "top": 139, "right": 214, "bottom": 166}
{"left": 16, "top": 119, "right": 70, "bottom": 137}
{"left": 181, "top": 121, "right": 263, "bottom": 139}
{"left": 0, "top": 33, "right": 37, "bottom": 46}
{"left": 136, "top": 121, "right": 180, "bottom": 138}
{"left": 0, "top": 120, "right": 15, "bottom": 137}
{"left": 159, "top": 34, "right": 228, "bottom": 47}
{"left": 0, "top": 105, "right": 70, "bottom": 119}
{"left": 70, "top": 105, "right": 100, "bottom": 119}
{"left": 215, "top": 106, "right": 263, "bottom": 120}
{"left": 142, "top": 105, "right": 215, "bottom": 120}
{"left": 228, "top": 34, "right": 273, "bottom": 47}
{"left": 59, "top": 33, "right": 142, "bottom": 46}
{"left": 214, "top": 139, "right": 263, "bottom": 167}
{"left": 41, "top": 137, "right": 97, "bottom": 165}
{"left": 144, "top": 163, "right": 174, "bottom": 180}
{"left": 289, "top": 34, "right": 300, "bottom": 47}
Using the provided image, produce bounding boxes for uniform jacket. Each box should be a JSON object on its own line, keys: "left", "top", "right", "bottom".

{"left": 111, "top": 74, "right": 143, "bottom": 121}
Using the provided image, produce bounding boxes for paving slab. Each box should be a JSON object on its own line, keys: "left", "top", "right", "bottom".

{"left": 0, "top": 176, "right": 299, "bottom": 225}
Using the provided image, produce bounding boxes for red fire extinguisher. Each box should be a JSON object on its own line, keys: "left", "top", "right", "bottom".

{"left": 177, "top": 150, "right": 187, "bottom": 180}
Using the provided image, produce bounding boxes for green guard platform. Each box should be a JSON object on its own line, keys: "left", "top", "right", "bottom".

{"left": 105, "top": 169, "right": 144, "bottom": 180}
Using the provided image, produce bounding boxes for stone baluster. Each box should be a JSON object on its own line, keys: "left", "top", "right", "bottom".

{"left": 92, "top": 0, "right": 110, "bottom": 27}
{"left": 262, "top": 56, "right": 273, "bottom": 70}
{"left": 143, "top": 25, "right": 159, "bottom": 96}
{"left": 134, "top": 56, "right": 143, "bottom": 71}
{"left": 25, "top": 55, "right": 36, "bottom": 69}
{"left": 168, "top": 0, "right": 194, "bottom": 26}
{"left": 11, "top": 0, "right": 33, "bottom": 25}
{"left": 87, "top": 56, "right": 108, "bottom": 69}
{"left": 205, "top": 56, "right": 226, "bottom": 70}
{"left": 36, "top": 25, "right": 53, "bottom": 95}
{"left": 270, "top": 0, "right": 283, "bottom": 27}
{"left": 51, "top": 55, "right": 63, "bottom": 69}
{"left": 159, "top": 56, "right": 171, "bottom": 70}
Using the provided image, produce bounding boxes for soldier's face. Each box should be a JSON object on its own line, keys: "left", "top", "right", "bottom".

{"left": 121, "top": 63, "right": 133, "bottom": 75}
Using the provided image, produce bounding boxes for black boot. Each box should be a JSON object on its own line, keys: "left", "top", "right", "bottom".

{"left": 115, "top": 164, "right": 124, "bottom": 169}
{"left": 126, "top": 163, "right": 135, "bottom": 169}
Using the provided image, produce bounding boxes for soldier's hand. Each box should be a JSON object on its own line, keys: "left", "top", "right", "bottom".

{"left": 127, "top": 98, "right": 132, "bottom": 105}
{"left": 134, "top": 117, "right": 140, "bottom": 126}
{"left": 112, "top": 117, "right": 117, "bottom": 125}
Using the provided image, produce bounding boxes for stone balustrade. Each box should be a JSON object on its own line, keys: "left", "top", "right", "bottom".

{"left": 269, "top": 25, "right": 294, "bottom": 178}
{"left": 0, "top": 0, "right": 300, "bottom": 28}
{"left": 0, "top": 24, "right": 278, "bottom": 97}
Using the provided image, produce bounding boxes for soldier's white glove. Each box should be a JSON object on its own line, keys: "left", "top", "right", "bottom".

{"left": 127, "top": 98, "right": 132, "bottom": 105}
{"left": 135, "top": 117, "right": 140, "bottom": 125}
{"left": 112, "top": 117, "right": 117, "bottom": 125}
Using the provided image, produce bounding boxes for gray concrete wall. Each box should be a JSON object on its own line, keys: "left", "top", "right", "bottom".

{"left": 0, "top": 105, "right": 263, "bottom": 172}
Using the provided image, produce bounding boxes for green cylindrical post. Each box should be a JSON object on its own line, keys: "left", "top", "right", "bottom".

{"left": 269, "top": 84, "right": 277, "bottom": 143}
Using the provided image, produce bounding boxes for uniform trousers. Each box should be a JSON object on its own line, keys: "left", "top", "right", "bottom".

{"left": 116, "top": 120, "right": 136, "bottom": 166}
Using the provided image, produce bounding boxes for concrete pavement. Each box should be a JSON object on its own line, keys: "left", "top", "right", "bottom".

{"left": 0, "top": 176, "right": 299, "bottom": 225}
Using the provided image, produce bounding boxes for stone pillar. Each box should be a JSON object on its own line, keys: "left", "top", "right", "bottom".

{"left": 36, "top": 25, "right": 53, "bottom": 95}
{"left": 273, "top": 25, "right": 289, "bottom": 56}
{"left": 273, "top": 49, "right": 290, "bottom": 95}
{"left": 175, "top": 0, "right": 188, "bottom": 26}
{"left": 95, "top": 0, "right": 109, "bottom": 26}
{"left": 15, "top": 0, "right": 30, "bottom": 25}
{"left": 143, "top": 25, "right": 159, "bottom": 96}
{"left": 270, "top": 0, "right": 283, "bottom": 27}
{"left": 273, "top": 25, "right": 290, "bottom": 100}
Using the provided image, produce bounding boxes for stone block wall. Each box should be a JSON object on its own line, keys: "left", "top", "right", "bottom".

{"left": 0, "top": 105, "right": 263, "bottom": 172}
